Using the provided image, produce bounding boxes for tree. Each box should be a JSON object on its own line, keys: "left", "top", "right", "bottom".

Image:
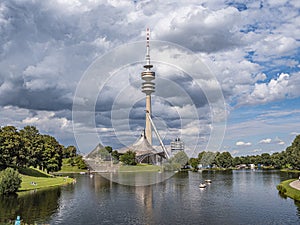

{"left": 199, "top": 151, "right": 217, "bottom": 168}
{"left": 105, "top": 146, "right": 113, "bottom": 153}
{"left": 74, "top": 155, "right": 88, "bottom": 169}
{"left": 41, "top": 135, "right": 63, "bottom": 173}
{"left": 62, "top": 146, "right": 77, "bottom": 158}
{"left": 285, "top": 135, "right": 300, "bottom": 170}
{"left": 0, "top": 168, "right": 22, "bottom": 195}
{"left": 215, "top": 152, "right": 233, "bottom": 168}
{"left": 189, "top": 158, "right": 199, "bottom": 170}
{"left": 111, "top": 150, "right": 120, "bottom": 162}
{"left": 120, "top": 150, "right": 136, "bottom": 165}
{"left": 0, "top": 126, "right": 23, "bottom": 167}
{"left": 260, "top": 153, "right": 272, "bottom": 166}
{"left": 232, "top": 156, "right": 241, "bottom": 167}
{"left": 19, "top": 126, "right": 43, "bottom": 168}
{"left": 172, "top": 151, "right": 189, "bottom": 167}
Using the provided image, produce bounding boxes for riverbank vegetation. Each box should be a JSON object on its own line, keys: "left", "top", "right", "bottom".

{"left": 277, "top": 179, "right": 300, "bottom": 202}
{"left": 189, "top": 135, "right": 300, "bottom": 171}
{"left": 0, "top": 125, "right": 79, "bottom": 194}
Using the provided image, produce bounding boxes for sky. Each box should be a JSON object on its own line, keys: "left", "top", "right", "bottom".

{"left": 0, "top": 0, "right": 299, "bottom": 157}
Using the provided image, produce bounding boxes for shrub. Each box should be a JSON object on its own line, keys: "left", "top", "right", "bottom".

{"left": 0, "top": 168, "right": 22, "bottom": 195}
{"left": 277, "top": 184, "right": 287, "bottom": 194}
{"left": 119, "top": 150, "right": 136, "bottom": 165}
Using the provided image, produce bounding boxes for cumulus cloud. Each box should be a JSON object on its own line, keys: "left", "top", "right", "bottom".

{"left": 244, "top": 73, "right": 292, "bottom": 105}
{"left": 259, "top": 138, "right": 272, "bottom": 144}
{"left": 236, "top": 141, "right": 252, "bottom": 146}
{"left": 0, "top": 0, "right": 299, "bottom": 153}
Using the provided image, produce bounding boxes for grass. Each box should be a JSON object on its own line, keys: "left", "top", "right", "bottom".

{"left": 280, "top": 169, "right": 300, "bottom": 173}
{"left": 119, "top": 163, "right": 161, "bottom": 172}
{"left": 277, "top": 179, "right": 300, "bottom": 201}
{"left": 54, "top": 158, "right": 88, "bottom": 173}
{"left": 15, "top": 167, "right": 74, "bottom": 192}
{"left": 19, "top": 175, "right": 74, "bottom": 192}
{"left": 18, "top": 167, "right": 51, "bottom": 177}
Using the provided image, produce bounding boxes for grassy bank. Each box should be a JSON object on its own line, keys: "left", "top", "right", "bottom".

{"left": 277, "top": 179, "right": 300, "bottom": 201}
{"left": 18, "top": 167, "right": 74, "bottom": 192}
{"left": 119, "top": 164, "right": 161, "bottom": 172}
{"left": 280, "top": 169, "right": 300, "bottom": 173}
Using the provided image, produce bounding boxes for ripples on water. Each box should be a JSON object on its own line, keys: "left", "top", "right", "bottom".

{"left": 0, "top": 170, "right": 299, "bottom": 225}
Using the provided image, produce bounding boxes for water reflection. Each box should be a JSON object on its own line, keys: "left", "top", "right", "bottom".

{"left": 1, "top": 171, "right": 300, "bottom": 224}
{"left": 0, "top": 187, "right": 61, "bottom": 224}
{"left": 99, "top": 171, "right": 175, "bottom": 186}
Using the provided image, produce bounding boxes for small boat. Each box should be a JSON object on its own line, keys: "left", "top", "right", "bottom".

{"left": 90, "top": 174, "right": 94, "bottom": 178}
{"left": 205, "top": 179, "right": 212, "bottom": 183}
{"left": 79, "top": 172, "right": 86, "bottom": 175}
{"left": 199, "top": 183, "right": 207, "bottom": 188}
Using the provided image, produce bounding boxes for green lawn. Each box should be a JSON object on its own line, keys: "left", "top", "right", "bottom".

{"left": 19, "top": 175, "right": 74, "bottom": 192}
{"left": 15, "top": 167, "right": 74, "bottom": 192}
{"left": 280, "top": 169, "right": 300, "bottom": 173}
{"left": 55, "top": 158, "right": 88, "bottom": 173}
{"left": 277, "top": 179, "right": 300, "bottom": 201}
{"left": 119, "top": 164, "right": 161, "bottom": 172}
{"left": 59, "top": 164, "right": 87, "bottom": 173}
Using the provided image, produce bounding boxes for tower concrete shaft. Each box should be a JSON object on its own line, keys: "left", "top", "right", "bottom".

{"left": 145, "top": 95, "right": 152, "bottom": 144}
{"left": 141, "top": 28, "right": 155, "bottom": 145}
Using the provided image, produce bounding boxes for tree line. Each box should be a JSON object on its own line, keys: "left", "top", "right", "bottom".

{"left": 0, "top": 125, "right": 79, "bottom": 173}
{"left": 189, "top": 135, "right": 300, "bottom": 170}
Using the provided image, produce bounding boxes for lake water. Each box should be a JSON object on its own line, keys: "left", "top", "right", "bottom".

{"left": 0, "top": 170, "right": 300, "bottom": 225}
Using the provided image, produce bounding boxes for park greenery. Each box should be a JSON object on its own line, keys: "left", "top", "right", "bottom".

{"left": 163, "top": 151, "right": 189, "bottom": 171}
{"left": 119, "top": 150, "right": 137, "bottom": 165}
{"left": 0, "top": 168, "right": 22, "bottom": 195}
{"left": 277, "top": 179, "right": 300, "bottom": 202}
{"left": 0, "top": 125, "right": 84, "bottom": 194}
{"left": 189, "top": 135, "right": 300, "bottom": 171}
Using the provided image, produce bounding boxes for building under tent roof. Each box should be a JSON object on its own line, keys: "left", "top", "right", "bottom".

{"left": 117, "top": 132, "right": 165, "bottom": 164}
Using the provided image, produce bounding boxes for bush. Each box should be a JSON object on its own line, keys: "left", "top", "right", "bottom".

{"left": 277, "top": 184, "right": 287, "bottom": 194}
{"left": 120, "top": 150, "right": 136, "bottom": 165}
{"left": 0, "top": 168, "right": 22, "bottom": 195}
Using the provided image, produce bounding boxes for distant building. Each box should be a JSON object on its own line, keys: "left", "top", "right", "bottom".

{"left": 170, "top": 138, "right": 184, "bottom": 155}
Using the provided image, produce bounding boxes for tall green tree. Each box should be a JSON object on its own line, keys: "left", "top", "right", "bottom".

{"left": 19, "top": 126, "right": 44, "bottom": 168}
{"left": 62, "top": 145, "right": 77, "bottom": 158}
{"left": 215, "top": 152, "right": 233, "bottom": 168}
{"left": 0, "top": 126, "right": 23, "bottom": 167}
{"left": 171, "top": 151, "right": 189, "bottom": 167}
{"left": 41, "top": 135, "right": 63, "bottom": 173}
{"left": 189, "top": 158, "right": 199, "bottom": 170}
{"left": 285, "top": 135, "right": 300, "bottom": 170}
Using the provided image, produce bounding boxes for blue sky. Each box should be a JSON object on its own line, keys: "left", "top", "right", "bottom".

{"left": 0, "top": 0, "right": 299, "bottom": 157}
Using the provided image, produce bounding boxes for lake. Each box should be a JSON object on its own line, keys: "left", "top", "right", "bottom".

{"left": 0, "top": 170, "right": 299, "bottom": 225}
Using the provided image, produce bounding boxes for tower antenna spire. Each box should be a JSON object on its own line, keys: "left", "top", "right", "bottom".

{"left": 146, "top": 28, "right": 151, "bottom": 66}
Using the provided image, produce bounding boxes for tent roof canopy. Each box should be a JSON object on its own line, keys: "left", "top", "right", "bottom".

{"left": 117, "top": 132, "right": 163, "bottom": 157}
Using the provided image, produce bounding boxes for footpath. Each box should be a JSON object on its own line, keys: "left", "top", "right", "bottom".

{"left": 289, "top": 180, "right": 300, "bottom": 190}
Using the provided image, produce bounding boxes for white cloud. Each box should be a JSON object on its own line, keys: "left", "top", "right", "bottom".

{"left": 259, "top": 138, "right": 272, "bottom": 144}
{"left": 244, "top": 73, "right": 291, "bottom": 105}
{"left": 236, "top": 141, "right": 252, "bottom": 146}
{"left": 0, "top": 0, "right": 299, "bottom": 154}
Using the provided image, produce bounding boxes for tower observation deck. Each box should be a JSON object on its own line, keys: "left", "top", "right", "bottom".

{"left": 141, "top": 28, "right": 155, "bottom": 145}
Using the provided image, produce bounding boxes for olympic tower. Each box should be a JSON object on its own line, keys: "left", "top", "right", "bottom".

{"left": 141, "top": 28, "right": 155, "bottom": 145}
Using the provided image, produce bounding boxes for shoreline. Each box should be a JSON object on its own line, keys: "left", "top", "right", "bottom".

{"left": 277, "top": 179, "right": 300, "bottom": 201}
